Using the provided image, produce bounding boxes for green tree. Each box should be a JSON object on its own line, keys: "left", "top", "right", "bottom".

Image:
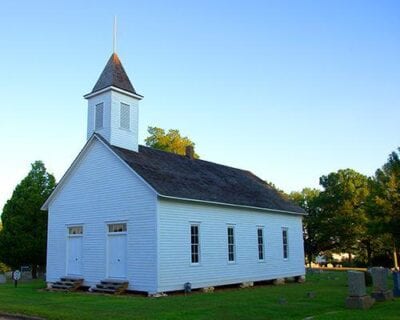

{"left": 0, "top": 161, "right": 56, "bottom": 278}
{"left": 318, "top": 169, "right": 370, "bottom": 261}
{"left": 290, "top": 188, "right": 322, "bottom": 266}
{"left": 145, "top": 126, "right": 199, "bottom": 158}
{"left": 0, "top": 222, "right": 9, "bottom": 273}
{"left": 373, "top": 147, "right": 400, "bottom": 268}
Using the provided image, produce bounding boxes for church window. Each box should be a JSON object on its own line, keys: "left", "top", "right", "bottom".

{"left": 227, "top": 225, "right": 236, "bottom": 262}
{"left": 190, "top": 224, "right": 200, "bottom": 264}
{"left": 257, "top": 227, "right": 265, "bottom": 261}
{"left": 282, "top": 227, "right": 289, "bottom": 259}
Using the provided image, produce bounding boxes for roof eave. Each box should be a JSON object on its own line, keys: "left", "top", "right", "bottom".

{"left": 157, "top": 194, "right": 306, "bottom": 216}
{"left": 83, "top": 86, "right": 144, "bottom": 100}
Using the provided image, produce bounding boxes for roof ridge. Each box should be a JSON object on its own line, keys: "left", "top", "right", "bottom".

{"left": 136, "top": 144, "right": 256, "bottom": 174}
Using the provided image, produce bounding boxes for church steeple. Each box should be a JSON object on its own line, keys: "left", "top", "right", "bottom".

{"left": 84, "top": 53, "right": 143, "bottom": 152}
{"left": 91, "top": 53, "right": 139, "bottom": 95}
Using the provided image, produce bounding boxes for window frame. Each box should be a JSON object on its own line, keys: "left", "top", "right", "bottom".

{"left": 67, "top": 225, "right": 83, "bottom": 237}
{"left": 107, "top": 223, "right": 127, "bottom": 234}
{"left": 282, "top": 227, "right": 289, "bottom": 260}
{"left": 227, "top": 225, "right": 236, "bottom": 263}
{"left": 95, "top": 102, "right": 104, "bottom": 130}
{"left": 257, "top": 226, "right": 265, "bottom": 262}
{"left": 190, "top": 223, "right": 201, "bottom": 265}
{"left": 119, "top": 102, "right": 131, "bottom": 131}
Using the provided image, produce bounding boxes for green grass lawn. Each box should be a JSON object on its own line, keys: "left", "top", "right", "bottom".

{"left": 0, "top": 271, "right": 398, "bottom": 320}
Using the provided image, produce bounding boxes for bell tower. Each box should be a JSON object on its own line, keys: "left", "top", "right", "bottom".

{"left": 84, "top": 53, "right": 143, "bottom": 152}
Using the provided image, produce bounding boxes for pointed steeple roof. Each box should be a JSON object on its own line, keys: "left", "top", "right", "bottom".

{"left": 91, "top": 53, "right": 138, "bottom": 95}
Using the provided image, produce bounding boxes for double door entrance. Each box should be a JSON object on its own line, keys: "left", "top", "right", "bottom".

{"left": 66, "top": 223, "right": 127, "bottom": 279}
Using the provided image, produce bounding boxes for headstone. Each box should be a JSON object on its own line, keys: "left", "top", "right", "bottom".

{"left": 345, "top": 271, "right": 375, "bottom": 309}
{"left": 393, "top": 272, "right": 400, "bottom": 297}
{"left": 201, "top": 286, "right": 215, "bottom": 293}
{"left": 0, "top": 274, "right": 6, "bottom": 284}
{"left": 371, "top": 267, "right": 393, "bottom": 301}
{"left": 348, "top": 271, "right": 366, "bottom": 296}
{"left": 21, "top": 271, "right": 32, "bottom": 280}
{"left": 20, "top": 266, "right": 32, "bottom": 280}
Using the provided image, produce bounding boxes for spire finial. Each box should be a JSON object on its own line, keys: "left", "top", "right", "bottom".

{"left": 113, "top": 16, "right": 117, "bottom": 53}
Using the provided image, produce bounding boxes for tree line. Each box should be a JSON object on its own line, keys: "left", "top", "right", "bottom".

{"left": 289, "top": 148, "right": 400, "bottom": 268}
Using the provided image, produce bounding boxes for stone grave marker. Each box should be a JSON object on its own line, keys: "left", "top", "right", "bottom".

{"left": 371, "top": 267, "right": 393, "bottom": 301}
{"left": 0, "top": 274, "right": 6, "bottom": 284}
{"left": 345, "top": 271, "right": 375, "bottom": 309}
{"left": 20, "top": 265, "right": 32, "bottom": 280}
{"left": 392, "top": 271, "right": 400, "bottom": 297}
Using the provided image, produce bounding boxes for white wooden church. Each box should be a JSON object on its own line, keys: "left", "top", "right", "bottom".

{"left": 42, "top": 52, "right": 305, "bottom": 294}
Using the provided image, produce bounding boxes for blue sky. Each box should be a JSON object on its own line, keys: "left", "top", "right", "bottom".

{"left": 1, "top": 0, "right": 399, "bottom": 209}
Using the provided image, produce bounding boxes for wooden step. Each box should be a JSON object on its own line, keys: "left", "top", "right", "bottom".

{"left": 91, "top": 287, "right": 118, "bottom": 294}
{"left": 91, "top": 279, "right": 129, "bottom": 295}
{"left": 96, "top": 284, "right": 116, "bottom": 290}
{"left": 51, "top": 284, "right": 70, "bottom": 290}
{"left": 51, "top": 277, "right": 84, "bottom": 291}
{"left": 96, "top": 284, "right": 125, "bottom": 290}
{"left": 58, "top": 281, "right": 76, "bottom": 286}
{"left": 101, "top": 279, "right": 128, "bottom": 285}
{"left": 61, "top": 277, "right": 83, "bottom": 282}
{"left": 55, "top": 281, "right": 74, "bottom": 285}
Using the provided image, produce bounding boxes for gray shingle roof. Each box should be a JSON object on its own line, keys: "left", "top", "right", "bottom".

{"left": 103, "top": 138, "right": 304, "bottom": 214}
{"left": 91, "top": 53, "right": 138, "bottom": 95}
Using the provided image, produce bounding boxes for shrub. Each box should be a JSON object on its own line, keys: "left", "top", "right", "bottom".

{"left": 0, "top": 262, "right": 10, "bottom": 274}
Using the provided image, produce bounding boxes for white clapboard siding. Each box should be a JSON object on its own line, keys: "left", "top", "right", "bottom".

{"left": 46, "top": 138, "right": 158, "bottom": 292}
{"left": 157, "top": 199, "right": 305, "bottom": 292}
{"left": 87, "top": 91, "right": 112, "bottom": 141}
{"left": 109, "top": 91, "right": 139, "bottom": 152}
{"left": 86, "top": 89, "right": 139, "bottom": 152}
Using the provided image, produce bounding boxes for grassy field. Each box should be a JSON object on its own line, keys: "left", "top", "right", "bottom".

{"left": 0, "top": 271, "right": 398, "bottom": 320}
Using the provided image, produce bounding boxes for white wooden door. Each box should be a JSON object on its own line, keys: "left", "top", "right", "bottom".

{"left": 67, "top": 236, "right": 83, "bottom": 275}
{"left": 107, "top": 234, "right": 127, "bottom": 279}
